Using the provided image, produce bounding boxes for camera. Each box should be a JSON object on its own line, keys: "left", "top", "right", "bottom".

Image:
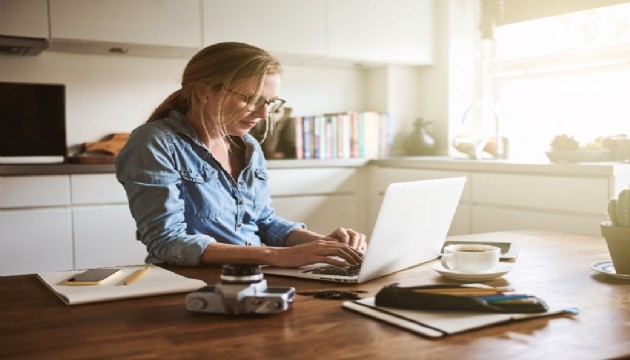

{"left": 186, "top": 264, "right": 295, "bottom": 315}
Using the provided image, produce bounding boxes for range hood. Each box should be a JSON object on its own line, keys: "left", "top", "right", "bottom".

{"left": 0, "top": 35, "right": 48, "bottom": 55}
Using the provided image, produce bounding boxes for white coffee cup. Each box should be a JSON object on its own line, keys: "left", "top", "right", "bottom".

{"left": 441, "top": 244, "right": 501, "bottom": 273}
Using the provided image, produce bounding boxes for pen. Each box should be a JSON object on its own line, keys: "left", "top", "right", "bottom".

{"left": 479, "top": 294, "right": 530, "bottom": 302}
{"left": 124, "top": 265, "right": 150, "bottom": 285}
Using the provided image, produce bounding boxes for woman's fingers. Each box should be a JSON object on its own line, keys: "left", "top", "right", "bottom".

{"left": 310, "top": 239, "right": 363, "bottom": 265}
{"left": 327, "top": 227, "right": 367, "bottom": 252}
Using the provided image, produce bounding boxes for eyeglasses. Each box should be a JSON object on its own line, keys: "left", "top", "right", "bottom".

{"left": 225, "top": 89, "right": 286, "bottom": 113}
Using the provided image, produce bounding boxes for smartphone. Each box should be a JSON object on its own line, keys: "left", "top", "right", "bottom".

{"left": 64, "top": 268, "right": 122, "bottom": 285}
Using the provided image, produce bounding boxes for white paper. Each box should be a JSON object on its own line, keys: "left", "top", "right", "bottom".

{"left": 37, "top": 265, "right": 207, "bottom": 305}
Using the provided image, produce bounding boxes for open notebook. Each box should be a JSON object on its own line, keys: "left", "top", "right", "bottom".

{"left": 263, "top": 177, "right": 466, "bottom": 283}
{"left": 37, "top": 265, "right": 207, "bottom": 305}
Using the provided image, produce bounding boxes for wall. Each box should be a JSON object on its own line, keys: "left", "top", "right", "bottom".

{"left": 417, "top": 0, "right": 481, "bottom": 156}
{"left": 0, "top": 50, "right": 367, "bottom": 152}
{"left": 0, "top": 2, "right": 476, "bottom": 158}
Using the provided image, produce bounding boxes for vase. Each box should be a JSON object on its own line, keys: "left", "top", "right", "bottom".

{"left": 403, "top": 118, "right": 436, "bottom": 156}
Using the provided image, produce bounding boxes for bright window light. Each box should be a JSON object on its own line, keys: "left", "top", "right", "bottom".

{"left": 487, "top": 3, "right": 630, "bottom": 160}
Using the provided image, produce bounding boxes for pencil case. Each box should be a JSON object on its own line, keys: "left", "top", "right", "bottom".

{"left": 374, "top": 284, "right": 549, "bottom": 314}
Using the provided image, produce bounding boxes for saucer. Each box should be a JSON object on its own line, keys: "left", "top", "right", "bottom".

{"left": 591, "top": 261, "right": 630, "bottom": 280}
{"left": 431, "top": 263, "right": 513, "bottom": 282}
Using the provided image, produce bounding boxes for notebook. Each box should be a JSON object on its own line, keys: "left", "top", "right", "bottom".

{"left": 37, "top": 265, "right": 207, "bottom": 305}
{"left": 342, "top": 297, "right": 579, "bottom": 338}
{"left": 263, "top": 177, "right": 466, "bottom": 283}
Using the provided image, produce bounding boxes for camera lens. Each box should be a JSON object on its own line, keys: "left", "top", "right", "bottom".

{"left": 220, "top": 264, "right": 263, "bottom": 284}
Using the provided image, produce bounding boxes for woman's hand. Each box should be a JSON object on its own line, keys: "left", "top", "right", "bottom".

{"left": 271, "top": 239, "right": 364, "bottom": 268}
{"left": 326, "top": 227, "right": 367, "bottom": 252}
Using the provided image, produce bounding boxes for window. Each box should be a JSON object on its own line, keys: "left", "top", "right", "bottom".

{"left": 485, "top": 2, "right": 630, "bottom": 160}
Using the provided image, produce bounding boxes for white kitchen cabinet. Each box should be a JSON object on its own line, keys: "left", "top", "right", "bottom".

{"left": 368, "top": 167, "right": 471, "bottom": 235}
{"left": 272, "top": 195, "right": 360, "bottom": 235}
{"left": 202, "top": 0, "right": 327, "bottom": 58}
{"left": 471, "top": 173, "right": 609, "bottom": 214}
{"left": 268, "top": 167, "right": 357, "bottom": 196}
{"left": 48, "top": 0, "right": 201, "bottom": 57}
{"left": 0, "top": 175, "right": 73, "bottom": 275}
{"left": 70, "top": 174, "right": 147, "bottom": 269}
{"left": 370, "top": 160, "right": 623, "bottom": 238}
{"left": 0, "top": 208, "right": 73, "bottom": 276}
{"left": 472, "top": 205, "right": 603, "bottom": 237}
{"left": 327, "top": 0, "right": 434, "bottom": 65}
{"left": 202, "top": 0, "right": 433, "bottom": 65}
{"left": 72, "top": 205, "right": 146, "bottom": 270}
{"left": 267, "top": 166, "right": 367, "bottom": 234}
{"left": 0, "top": 175, "right": 70, "bottom": 208}
{"left": 0, "top": 0, "right": 49, "bottom": 38}
{"left": 471, "top": 173, "right": 610, "bottom": 237}
{"left": 70, "top": 173, "right": 128, "bottom": 205}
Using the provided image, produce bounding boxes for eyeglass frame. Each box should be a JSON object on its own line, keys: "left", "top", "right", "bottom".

{"left": 225, "top": 88, "right": 286, "bottom": 113}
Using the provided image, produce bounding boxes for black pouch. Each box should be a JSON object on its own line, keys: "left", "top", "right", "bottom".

{"left": 374, "top": 284, "right": 549, "bottom": 314}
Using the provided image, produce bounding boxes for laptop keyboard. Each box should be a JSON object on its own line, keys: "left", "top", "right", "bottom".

{"left": 303, "top": 264, "right": 361, "bottom": 277}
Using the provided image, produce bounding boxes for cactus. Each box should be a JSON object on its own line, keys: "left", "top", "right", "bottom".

{"left": 609, "top": 189, "right": 630, "bottom": 227}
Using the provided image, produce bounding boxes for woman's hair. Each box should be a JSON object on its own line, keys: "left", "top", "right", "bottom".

{"left": 147, "top": 42, "right": 282, "bottom": 141}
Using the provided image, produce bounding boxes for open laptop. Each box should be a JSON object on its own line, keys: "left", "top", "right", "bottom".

{"left": 263, "top": 176, "right": 467, "bottom": 283}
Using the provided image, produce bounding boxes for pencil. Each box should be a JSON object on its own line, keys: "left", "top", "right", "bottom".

{"left": 124, "top": 265, "right": 150, "bottom": 285}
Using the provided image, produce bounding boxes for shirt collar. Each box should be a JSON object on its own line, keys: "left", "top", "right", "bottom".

{"left": 165, "top": 109, "right": 258, "bottom": 155}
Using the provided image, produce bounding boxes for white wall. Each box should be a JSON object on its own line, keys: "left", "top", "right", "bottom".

{"left": 417, "top": 0, "right": 481, "bottom": 156}
{"left": 0, "top": 51, "right": 366, "bottom": 152}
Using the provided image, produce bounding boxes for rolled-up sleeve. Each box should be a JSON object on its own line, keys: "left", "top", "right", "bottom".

{"left": 116, "top": 125, "right": 214, "bottom": 266}
{"left": 257, "top": 208, "right": 305, "bottom": 247}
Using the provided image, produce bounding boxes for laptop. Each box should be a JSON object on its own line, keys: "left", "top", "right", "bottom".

{"left": 262, "top": 176, "right": 466, "bottom": 283}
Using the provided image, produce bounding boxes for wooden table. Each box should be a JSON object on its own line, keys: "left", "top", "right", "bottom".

{"left": 1, "top": 231, "right": 629, "bottom": 360}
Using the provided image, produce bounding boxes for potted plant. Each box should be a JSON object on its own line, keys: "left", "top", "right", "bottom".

{"left": 602, "top": 188, "right": 630, "bottom": 274}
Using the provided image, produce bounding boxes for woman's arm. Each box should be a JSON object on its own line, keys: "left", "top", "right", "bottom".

{"left": 286, "top": 227, "right": 367, "bottom": 251}
{"left": 201, "top": 231, "right": 364, "bottom": 268}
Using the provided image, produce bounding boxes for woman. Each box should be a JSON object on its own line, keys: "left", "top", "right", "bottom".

{"left": 116, "top": 42, "right": 366, "bottom": 267}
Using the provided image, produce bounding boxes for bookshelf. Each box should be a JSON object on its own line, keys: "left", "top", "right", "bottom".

{"left": 256, "top": 111, "right": 393, "bottom": 160}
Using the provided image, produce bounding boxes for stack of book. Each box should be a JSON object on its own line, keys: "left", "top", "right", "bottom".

{"left": 291, "top": 111, "right": 392, "bottom": 160}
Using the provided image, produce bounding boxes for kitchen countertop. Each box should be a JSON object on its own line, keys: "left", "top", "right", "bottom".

{"left": 1, "top": 157, "right": 630, "bottom": 176}
{"left": 370, "top": 156, "right": 630, "bottom": 176}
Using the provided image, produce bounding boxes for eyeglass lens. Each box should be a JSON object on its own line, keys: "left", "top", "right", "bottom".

{"left": 226, "top": 89, "right": 285, "bottom": 113}
{"left": 250, "top": 97, "right": 284, "bottom": 113}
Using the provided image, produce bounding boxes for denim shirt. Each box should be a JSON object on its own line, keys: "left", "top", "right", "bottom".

{"left": 115, "top": 110, "right": 304, "bottom": 266}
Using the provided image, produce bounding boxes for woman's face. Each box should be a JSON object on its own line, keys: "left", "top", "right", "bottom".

{"left": 221, "top": 73, "right": 282, "bottom": 137}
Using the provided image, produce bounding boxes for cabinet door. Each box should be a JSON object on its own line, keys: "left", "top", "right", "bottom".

{"left": 0, "top": 175, "right": 70, "bottom": 208}
{"left": 0, "top": 208, "right": 73, "bottom": 276}
{"left": 0, "top": 0, "right": 49, "bottom": 38}
{"left": 73, "top": 205, "right": 147, "bottom": 270}
{"left": 473, "top": 205, "right": 603, "bottom": 237}
{"left": 268, "top": 167, "right": 357, "bottom": 196}
{"left": 368, "top": 167, "right": 471, "bottom": 235}
{"left": 272, "top": 194, "right": 359, "bottom": 235}
{"left": 202, "top": 0, "right": 327, "bottom": 57}
{"left": 49, "top": 0, "right": 201, "bottom": 48}
{"left": 471, "top": 173, "right": 609, "bottom": 215}
{"left": 327, "top": 0, "right": 434, "bottom": 64}
{"left": 71, "top": 174, "right": 128, "bottom": 205}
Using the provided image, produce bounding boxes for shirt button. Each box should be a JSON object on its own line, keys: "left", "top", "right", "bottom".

{"left": 237, "top": 200, "right": 243, "bottom": 205}
{"left": 239, "top": 181, "right": 245, "bottom": 185}
{"left": 236, "top": 223, "right": 242, "bottom": 229}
